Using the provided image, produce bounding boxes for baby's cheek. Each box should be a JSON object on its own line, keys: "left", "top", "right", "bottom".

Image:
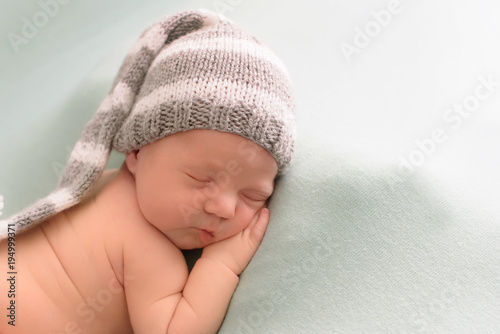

{"left": 235, "top": 207, "right": 257, "bottom": 231}
{"left": 136, "top": 179, "right": 171, "bottom": 223}
{"left": 133, "top": 180, "right": 153, "bottom": 217}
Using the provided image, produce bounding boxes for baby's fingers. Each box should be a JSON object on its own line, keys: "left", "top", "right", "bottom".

{"left": 249, "top": 208, "right": 270, "bottom": 244}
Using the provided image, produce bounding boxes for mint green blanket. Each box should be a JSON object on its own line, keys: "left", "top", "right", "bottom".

{"left": 218, "top": 136, "right": 500, "bottom": 333}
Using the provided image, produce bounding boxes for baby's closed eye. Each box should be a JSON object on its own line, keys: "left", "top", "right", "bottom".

{"left": 185, "top": 173, "right": 211, "bottom": 183}
{"left": 184, "top": 172, "right": 271, "bottom": 202}
{"left": 240, "top": 192, "right": 269, "bottom": 202}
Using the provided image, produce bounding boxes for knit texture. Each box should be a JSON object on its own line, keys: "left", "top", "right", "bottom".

{"left": 0, "top": 8, "right": 296, "bottom": 239}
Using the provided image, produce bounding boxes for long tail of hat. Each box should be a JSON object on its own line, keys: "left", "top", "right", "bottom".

{"left": 0, "top": 9, "right": 214, "bottom": 240}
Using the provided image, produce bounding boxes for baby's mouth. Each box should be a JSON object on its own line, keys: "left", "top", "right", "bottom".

{"left": 201, "top": 228, "right": 214, "bottom": 236}
{"left": 193, "top": 227, "right": 215, "bottom": 243}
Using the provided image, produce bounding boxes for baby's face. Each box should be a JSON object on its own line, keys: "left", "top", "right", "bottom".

{"left": 126, "top": 129, "right": 278, "bottom": 250}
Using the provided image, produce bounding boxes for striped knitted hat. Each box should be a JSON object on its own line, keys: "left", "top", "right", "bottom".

{"left": 0, "top": 8, "right": 296, "bottom": 238}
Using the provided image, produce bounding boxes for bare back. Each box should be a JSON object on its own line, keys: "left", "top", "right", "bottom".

{"left": 0, "top": 169, "right": 186, "bottom": 334}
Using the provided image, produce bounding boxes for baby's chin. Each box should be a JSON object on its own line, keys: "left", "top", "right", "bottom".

{"left": 170, "top": 236, "right": 212, "bottom": 250}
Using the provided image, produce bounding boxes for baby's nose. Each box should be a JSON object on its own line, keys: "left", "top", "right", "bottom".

{"left": 203, "top": 192, "right": 236, "bottom": 219}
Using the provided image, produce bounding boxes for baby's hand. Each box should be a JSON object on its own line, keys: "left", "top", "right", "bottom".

{"left": 201, "top": 208, "right": 270, "bottom": 276}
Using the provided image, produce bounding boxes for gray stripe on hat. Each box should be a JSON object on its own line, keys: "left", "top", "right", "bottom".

{"left": 58, "top": 158, "right": 106, "bottom": 190}
{"left": 15, "top": 201, "right": 57, "bottom": 231}
{"left": 74, "top": 106, "right": 130, "bottom": 149}
{"left": 120, "top": 48, "right": 158, "bottom": 95}
{"left": 163, "top": 12, "right": 204, "bottom": 45}
{"left": 109, "top": 12, "right": 204, "bottom": 93}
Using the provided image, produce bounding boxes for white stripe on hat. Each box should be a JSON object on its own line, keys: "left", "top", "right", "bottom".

{"left": 95, "top": 82, "right": 133, "bottom": 115}
{"left": 70, "top": 141, "right": 109, "bottom": 167}
{"left": 96, "top": 94, "right": 113, "bottom": 114}
{"left": 112, "top": 82, "right": 134, "bottom": 112}
{"left": 48, "top": 188, "right": 75, "bottom": 211}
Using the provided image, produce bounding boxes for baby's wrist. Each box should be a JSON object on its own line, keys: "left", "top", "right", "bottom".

{"left": 199, "top": 255, "right": 240, "bottom": 277}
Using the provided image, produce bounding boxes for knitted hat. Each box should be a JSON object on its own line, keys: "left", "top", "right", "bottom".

{"left": 0, "top": 8, "right": 296, "bottom": 239}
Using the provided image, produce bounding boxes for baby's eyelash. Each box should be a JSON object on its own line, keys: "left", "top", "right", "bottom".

{"left": 242, "top": 193, "right": 268, "bottom": 202}
{"left": 186, "top": 173, "right": 210, "bottom": 183}
{"left": 186, "top": 173, "right": 268, "bottom": 201}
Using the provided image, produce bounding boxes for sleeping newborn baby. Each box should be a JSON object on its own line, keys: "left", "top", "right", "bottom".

{"left": 0, "top": 9, "right": 295, "bottom": 334}
{"left": 1, "top": 129, "right": 278, "bottom": 334}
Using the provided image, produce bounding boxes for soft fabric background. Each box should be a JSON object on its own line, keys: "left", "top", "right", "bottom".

{"left": 1, "top": 0, "right": 499, "bottom": 333}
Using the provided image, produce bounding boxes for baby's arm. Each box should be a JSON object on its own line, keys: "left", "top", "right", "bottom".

{"left": 125, "top": 207, "right": 270, "bottom": 334}
{"left": 167, "top": 208, "right": 270, "bottom": 333}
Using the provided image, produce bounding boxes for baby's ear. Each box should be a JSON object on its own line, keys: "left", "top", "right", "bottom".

{"left": 125, "top": 150, "right": 140, "bottom": 176}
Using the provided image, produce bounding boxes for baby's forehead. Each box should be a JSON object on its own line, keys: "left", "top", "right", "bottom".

{"left": 152, "top": 129, "right": 279, "bottom": 176}
{"left": 183, "top": 151, "right": 276, "bottom": 183}
{"left": 184, "top": 157, "right": 253, "bottom": 174}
